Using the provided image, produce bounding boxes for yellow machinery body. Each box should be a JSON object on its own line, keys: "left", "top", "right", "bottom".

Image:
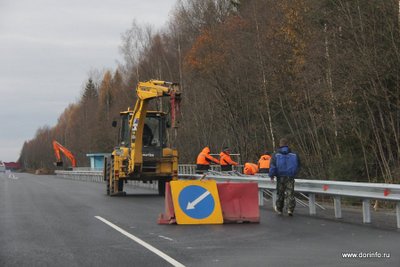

{"left": 104, "top": 80, "right": 180, "bottom": 196}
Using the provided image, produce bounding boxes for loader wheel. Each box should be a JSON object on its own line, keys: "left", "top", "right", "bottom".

{"left": 158, "top": 180, "right": 165, "bottom": 196}
{"left": 104, "top": 156, "right": 111, "bottom": 195}
{"left": 109, "top": 157, "right": 115, "bottom": 195}
{"left": 118, "top": 179, "right": 124, "bottom": 192}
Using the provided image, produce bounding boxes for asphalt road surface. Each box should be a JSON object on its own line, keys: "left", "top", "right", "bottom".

{"left": 0, "top": 172, "right": 399, "bottom": 267}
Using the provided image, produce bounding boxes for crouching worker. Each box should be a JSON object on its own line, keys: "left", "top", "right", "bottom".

{"left": 196, "top": 147, "right": 219, "bottom": 174}
{"left": 258, "top": 151, "right": 271, "bottom": 173}
{"left": 244, "top": 163, "right": 258, "bottom": 175}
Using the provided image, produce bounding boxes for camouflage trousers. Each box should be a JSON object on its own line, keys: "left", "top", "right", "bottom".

{"left": 276, "top": 177, "right": 295, "bottom": 212}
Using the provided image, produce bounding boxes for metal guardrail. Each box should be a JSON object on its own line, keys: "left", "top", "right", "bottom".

{"left": 56, "top": 170, "right": 103, "bottom": 182}
{"left": 72, "top": 167, "right": 102, "bottom": 171}
{"left": 54, "top": 170, "right": 159, "bottom": 190}
{"left": 56, "top": 165, "right": 400, "bottom": 228}
{"left": 178, "top": 164, "right": 244, "bottom": 174}
{"left": 178, "top": 172, "right": 400, "bottom": 229}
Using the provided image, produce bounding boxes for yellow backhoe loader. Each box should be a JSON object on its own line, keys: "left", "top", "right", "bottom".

{"left": 104, "top": 80, "right": 181, "bottom": 196}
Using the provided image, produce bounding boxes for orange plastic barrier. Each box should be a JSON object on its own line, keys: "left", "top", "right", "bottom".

{"left": 217, "top": 182, "right": 260, "bottom": 223}
{"left": 157, "top": 182, "right": 176, "bottom": 224}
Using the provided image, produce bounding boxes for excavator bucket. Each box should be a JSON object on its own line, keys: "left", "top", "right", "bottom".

{"left": 56, "top": 161, "right": 63, "bottom": 167}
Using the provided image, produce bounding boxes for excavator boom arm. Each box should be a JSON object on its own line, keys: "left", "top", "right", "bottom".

{"left": 52, "top": 141, "right": 77, "bottom": 167}
{"left": 128, "top": 80, "right": 180, "bottom": 173}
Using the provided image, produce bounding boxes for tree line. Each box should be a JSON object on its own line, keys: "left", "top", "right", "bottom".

{"left": 19, "top": 0, "right": 400, "bottom": 183}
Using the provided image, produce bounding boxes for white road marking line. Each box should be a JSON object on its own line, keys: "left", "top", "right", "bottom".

{"left": 8, "top": 173, "right": 18, "bottom": 180}
{"left": 95, "top": 216, "right": 185, "bottom": 267}
{"left": 158, "top": 235, "right": 174, "bottom": 241}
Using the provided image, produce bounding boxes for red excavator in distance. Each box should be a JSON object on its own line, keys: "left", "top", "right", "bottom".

{"left": 52, "top": 141, "right": 77, "bottom": 168}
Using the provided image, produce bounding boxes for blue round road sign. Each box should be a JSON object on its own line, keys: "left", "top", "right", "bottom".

{"left": 178, "top": 185, "right": 215, "bottom": 219}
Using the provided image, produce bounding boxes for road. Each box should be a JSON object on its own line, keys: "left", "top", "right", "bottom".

{"left": 0, "top": 172, "right": 398, "bottom": 267}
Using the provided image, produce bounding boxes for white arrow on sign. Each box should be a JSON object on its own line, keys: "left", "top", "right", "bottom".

{"left": 186, "top": 191, "right": 211, "bottom": 210}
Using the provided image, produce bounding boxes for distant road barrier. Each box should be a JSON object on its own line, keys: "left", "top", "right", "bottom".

{"left": 54, "top": 170, "right": 158, "bottom": 190}
{"left": 56, "top": 170, "right": 103, "bottom": 182}
{"left": 56, "top": 165, "right": 400, "bottom": 228}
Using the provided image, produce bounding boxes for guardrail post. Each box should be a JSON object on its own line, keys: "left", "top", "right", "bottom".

{"left": 272, "top": 190, "right": 277, "bottom": 208}
{"left": 258, "top": 189, "right": 264, "bottom": 206}
{"left": 396, "top": 202, "right": 400, "bottom": 229}
{"left": 309, "top": 193, "right": 316, "bottom": 215}
{"left": 334, "top": 196, "right": 342, "bottom": 219}
{"left": 362, "top": 199, "right": 371, "bottom": 224}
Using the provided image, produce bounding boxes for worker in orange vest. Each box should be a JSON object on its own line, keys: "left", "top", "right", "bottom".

{"left": 244, "top": 162, "right": 258, "bottom": 175}
{"left": 196, "top": 146, "right": 220, "bottom": 174}
{"left": 219, "top": 147, "right": 238, "bottom": 171}
{"left": 258, "top": 151, "right": 272, "bottom": 173}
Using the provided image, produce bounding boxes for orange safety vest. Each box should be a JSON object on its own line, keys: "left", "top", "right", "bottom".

{"left": 197, "top": 147, "right": 219, "bottom": 165}
{"left": 244, "top": 163, "right": 258, "bottom": 175}
{"left": 219, "top": 152, "right": 238, "bottom": 166}
{"left": 258, "top": 155, "right": 271, "bottom": 169}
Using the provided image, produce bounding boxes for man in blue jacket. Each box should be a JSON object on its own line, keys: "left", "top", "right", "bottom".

{"left": 269, "top": 138, "right": 300, "bottom": 216}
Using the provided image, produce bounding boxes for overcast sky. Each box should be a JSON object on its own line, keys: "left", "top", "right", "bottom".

{"left": 0, "top": 0, "right": 177, "bottom": 162}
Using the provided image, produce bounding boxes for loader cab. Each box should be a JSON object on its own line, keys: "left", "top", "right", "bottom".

{"left": 119, "top": 112, "right": 131, "bottom": 147}
{"left": 142, "top": 111, "right": 167, "bottom": 164}
{"left": 118, "top": 111, "right": 167, "bottom": 155}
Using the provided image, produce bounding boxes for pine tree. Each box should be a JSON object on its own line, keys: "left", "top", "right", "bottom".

{"left": 81, "top": 78, "right": 98, "bottom": 104}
